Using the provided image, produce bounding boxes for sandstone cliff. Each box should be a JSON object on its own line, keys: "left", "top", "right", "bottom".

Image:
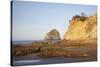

{"left": 64, "top": 15, "right": 97, "bottom": 40}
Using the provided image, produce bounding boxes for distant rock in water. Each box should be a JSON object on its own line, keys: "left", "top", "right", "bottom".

{"left": 44, "top": 29, "right": 61, "bottom": 44}
{"left": 64, "top": 14, "right": 97, "bottom": 40}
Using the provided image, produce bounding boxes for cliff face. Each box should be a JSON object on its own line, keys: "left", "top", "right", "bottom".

{"left": 64, "top": 15, "right": 97, "bottom": 40}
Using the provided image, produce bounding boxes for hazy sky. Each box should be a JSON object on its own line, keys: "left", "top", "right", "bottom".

{"left": 12, "top": 1, "right": 97, "bottom": 41}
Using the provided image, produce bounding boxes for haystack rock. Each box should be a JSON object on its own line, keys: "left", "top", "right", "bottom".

{"left": 64, "top": 15, "right": 97, "bottom": 41}
{"left": 44, "top": 29, "right": 61, "bottom": 44}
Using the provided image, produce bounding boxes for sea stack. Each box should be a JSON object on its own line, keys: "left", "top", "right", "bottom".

{"left": 44, "top": 29, "right": 61, "bottom": 44}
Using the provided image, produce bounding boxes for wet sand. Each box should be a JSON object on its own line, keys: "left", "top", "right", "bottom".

{"left": 13, "top": 53, "right": 96, "bottom": 66}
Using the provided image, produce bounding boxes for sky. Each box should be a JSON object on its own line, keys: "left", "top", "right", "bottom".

{"left": 12, "top": 1, "right": 97, "bottom": 41}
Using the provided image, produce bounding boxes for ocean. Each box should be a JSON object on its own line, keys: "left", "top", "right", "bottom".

{"left": 12, "top": 40, "right": 43, "bottom": 46}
